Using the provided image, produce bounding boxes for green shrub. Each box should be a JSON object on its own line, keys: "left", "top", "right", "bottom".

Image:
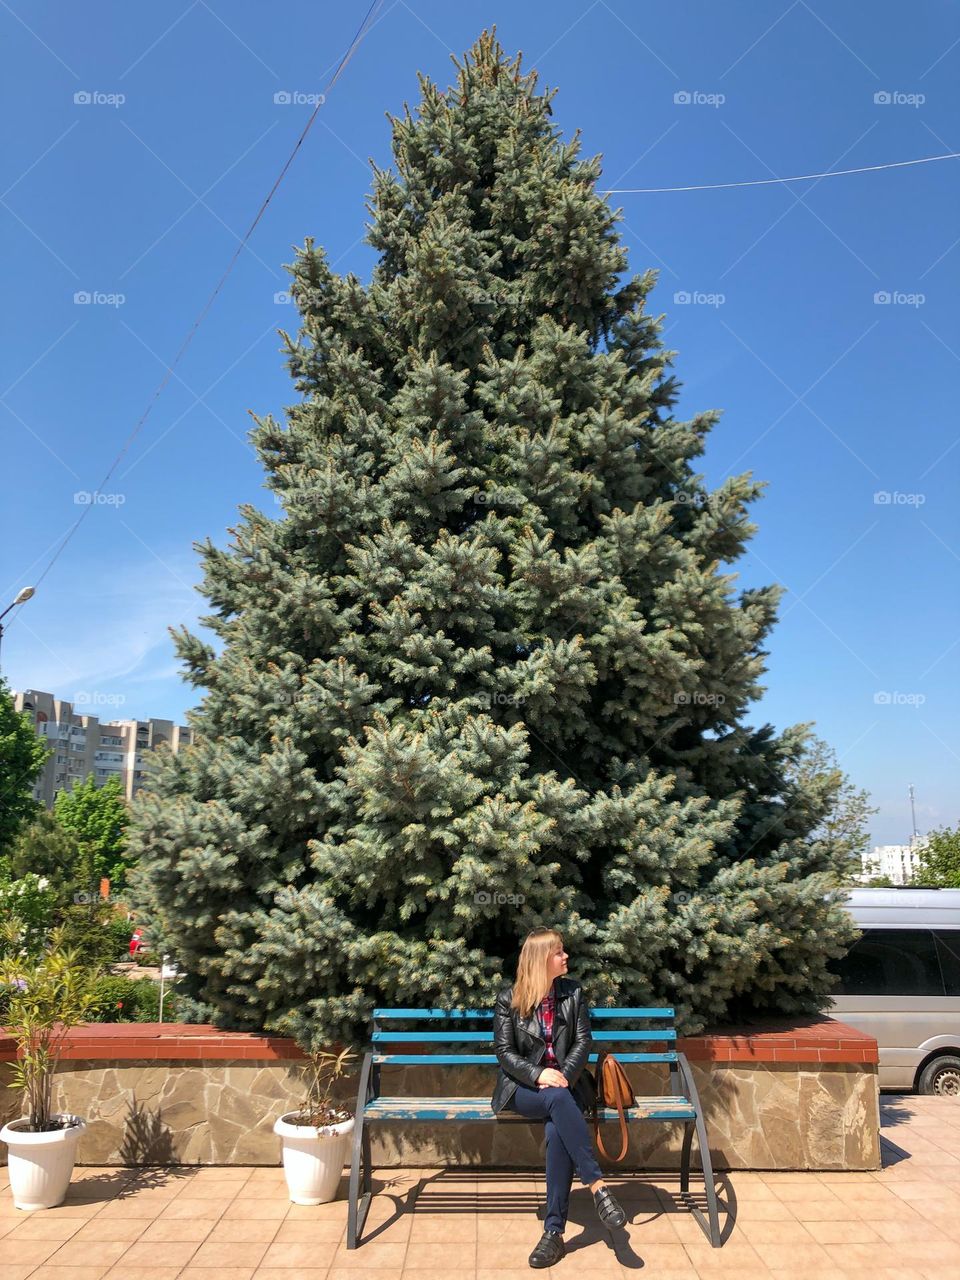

{"left": 87, "top": 975, "right": 175, "bottom": 1022}
{"left": 88, "top": 975, "right": 136, "bottom": 1022}
{"left": 57, "top": 904, "right": 120, "bottom": 967}
{"left": 2, "top": 972, "right": 177, "bottom": 1026}
{"left": 55, "top": 905, "right": 137, "bottom": 967}
{"left": 132, "top": 980, "right": 163, "bottom": 1021}
{"left": 0, "top": 875, "right": 58, "bottom": 958}
{"left": 106, "top": 914, "right": 136, "bottom": 959}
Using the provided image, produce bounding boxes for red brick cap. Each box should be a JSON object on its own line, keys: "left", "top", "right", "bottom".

{"left": 0, "top": 1015, "right": 877, "bottom": 1065}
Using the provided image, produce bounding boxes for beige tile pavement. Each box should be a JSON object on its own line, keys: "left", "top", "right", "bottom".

{"left": 0, "top": 1093, "right": 959, "bottom": 1276}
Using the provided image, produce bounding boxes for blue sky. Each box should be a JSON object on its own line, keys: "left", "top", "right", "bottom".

{"left": 2, "top": 1, "right": 957, "bottom": 846}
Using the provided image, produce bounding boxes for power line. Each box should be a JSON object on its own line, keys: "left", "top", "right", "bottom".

{"left": 604, "top": 150, "right": 960, "bottom": 194}
{"left": 15, "top": 0, "right": 385, "bottom": 605}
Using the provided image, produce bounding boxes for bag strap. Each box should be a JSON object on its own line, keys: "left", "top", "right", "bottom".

{"left": 593, "top": 1051, "right": 630, "bottom": 1162}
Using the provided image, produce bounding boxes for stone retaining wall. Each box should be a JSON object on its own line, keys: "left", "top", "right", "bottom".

{"left": 0, "top": 1018, "right": 880, "bottom": 1172}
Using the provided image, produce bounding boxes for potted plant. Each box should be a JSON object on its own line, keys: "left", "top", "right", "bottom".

{"left": 274, "top": 1045, "right": 357, "bottom": 1205}
{"left": 0, "top": 922, "right": 101, "bottom": 1210}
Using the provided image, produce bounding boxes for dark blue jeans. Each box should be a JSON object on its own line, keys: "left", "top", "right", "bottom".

{"left": 506, "top": 1083, "right": 605, "bottom": 1233}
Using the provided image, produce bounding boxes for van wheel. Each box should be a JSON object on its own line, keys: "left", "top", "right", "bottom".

{"left": 918, "top": 1055, "right": 960, "bottom": 1096}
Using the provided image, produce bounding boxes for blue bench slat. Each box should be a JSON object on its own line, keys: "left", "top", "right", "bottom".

{"left": 588, "top": 1007, "right": 676, "bottom": 1018}
{"left": 374, "top": 1009, "right": 494, "bottom": 1018}
{"left": 373, "top": 1030, "right": 493, "bottom": 1043}
{"left": 363, "top": 1095, "right": 697, "bottom": 1121}
{"left": 373, "top": 1006, "right": 675, "bottom": 1019}
{"left": 371, "top": 1051, "right": 679, "bottom": 1065}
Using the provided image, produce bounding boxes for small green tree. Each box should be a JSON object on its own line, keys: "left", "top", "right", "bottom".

{"left": 785, "top": 735, "right": 876, "bottom": 886}
{"left": 285, "top": 1045, "right": 357, "bottom": 1127}
{"left": 57, "top": 902, "right": 132, "bottom": 967}
{"left": 55, "top": 775, "right": 129, "bottom": 891}
{"left": 0, "top": 678, "right": 49, "bottom": 862}
{"left": 2, "top": 808, "right": 81, "bottom": 897}
{"left": 911, "top": 826, "right": 960, "bottom": 888}
{"left": 0, "top": 921, "right": 102, "bottom": 1130}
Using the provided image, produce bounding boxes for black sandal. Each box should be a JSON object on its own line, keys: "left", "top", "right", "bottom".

{"left": 593, "top": 1185, "right": 627, "bottom": 1229}
{"left": 529, "top": 1229, "right": 566, "bottom": 1267}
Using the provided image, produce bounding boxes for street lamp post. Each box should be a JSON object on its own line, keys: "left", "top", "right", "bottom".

{"left": 0, "top": 586, "right": 36, "bottom": 672}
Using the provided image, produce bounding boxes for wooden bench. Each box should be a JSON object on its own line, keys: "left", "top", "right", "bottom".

{"left": 347, "top": 1004, "right": 722, "bottom": 1248}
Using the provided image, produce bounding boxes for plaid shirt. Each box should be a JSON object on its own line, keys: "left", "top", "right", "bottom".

{"left": 537, "top": 982, "right": 559, "bottom": 1067}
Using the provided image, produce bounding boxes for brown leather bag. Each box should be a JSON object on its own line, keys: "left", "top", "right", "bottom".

{"left": 592, "top": 1050, "right": 635, "bottom": 1162}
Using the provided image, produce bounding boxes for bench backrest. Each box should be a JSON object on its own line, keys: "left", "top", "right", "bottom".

{"left": 370, "top": 1006, "right": 679, "bottom": 1066}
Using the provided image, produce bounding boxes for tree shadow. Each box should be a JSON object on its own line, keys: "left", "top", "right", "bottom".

{"left": 114, "top": 1093, "right": 182, "bottom": 1169}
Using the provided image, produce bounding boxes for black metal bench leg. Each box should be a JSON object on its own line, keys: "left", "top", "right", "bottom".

{"left": 689, "top": 1105, "right": 722, "bottom": 1246}
{"left": 676, "top": 1053, "right": 723, "bottom": 1248}
{"left": 347, "top": 1052, "right": 373, "bottom": 1249}
{"left": 680, "top": 1120, "right": 694, "bottom": 1194}
{"left": 346, "top": 1121, "right": 371, "bottom": 1249}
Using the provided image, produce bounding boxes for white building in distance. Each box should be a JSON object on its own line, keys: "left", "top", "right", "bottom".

{"left": 861, "top": 841, "right": 927, "bottom": 885}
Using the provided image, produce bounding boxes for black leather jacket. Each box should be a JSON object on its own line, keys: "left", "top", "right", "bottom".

{"left": 490, "top": 975, "right": 597, "bottom": 1114}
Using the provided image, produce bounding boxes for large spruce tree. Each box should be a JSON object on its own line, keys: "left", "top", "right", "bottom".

{"left": 129, "top": 33, "right": 860, "bottom": 1047}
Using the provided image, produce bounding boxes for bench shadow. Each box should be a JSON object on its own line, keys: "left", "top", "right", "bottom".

{"left": 879, "top": 1135, "right": 913, "bottom": 1166}
{"left": 354, "top": 1167, "right": 736, "bottom": 1256}
{"left": 556, "top": 1171, "right": 737, "bottom": 1266}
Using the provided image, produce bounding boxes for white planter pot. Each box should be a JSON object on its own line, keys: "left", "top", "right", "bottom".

{"left": 0, "top": 1114, "right": 86, "bottom": 1210}
{"left": 273, "top": 1112, "right": 355, "bottom": 1205}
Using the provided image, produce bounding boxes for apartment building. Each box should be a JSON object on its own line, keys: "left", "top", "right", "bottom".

{"left": 860, "top": 840, "right": 928, "bottom": 885}
{"left": 13, "top": 689, "right": 193, "bottom": 808}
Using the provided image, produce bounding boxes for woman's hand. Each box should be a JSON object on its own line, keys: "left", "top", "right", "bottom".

{"left": 537, "top": 1068, "right": 569, "bottom": 1088}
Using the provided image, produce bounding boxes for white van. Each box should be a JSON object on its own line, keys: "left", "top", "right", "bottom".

{"left": 829, "top": 887, "right": 960, "bottom": 1094}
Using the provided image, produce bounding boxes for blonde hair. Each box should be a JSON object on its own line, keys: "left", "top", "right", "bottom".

{"left": 511, "top": 927, "right": 564, "bottom": 1019}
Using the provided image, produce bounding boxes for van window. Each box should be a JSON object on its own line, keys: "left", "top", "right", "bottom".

{"left": 830, "top": 928, "right": 944, "bottom": 996}
{"left": 935, "top": 932, "right": 960, "bottom": 996}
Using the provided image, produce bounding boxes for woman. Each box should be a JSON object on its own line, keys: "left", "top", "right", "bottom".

{"left": 491, "top": 927, "right": 627, "bottom": 1268}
